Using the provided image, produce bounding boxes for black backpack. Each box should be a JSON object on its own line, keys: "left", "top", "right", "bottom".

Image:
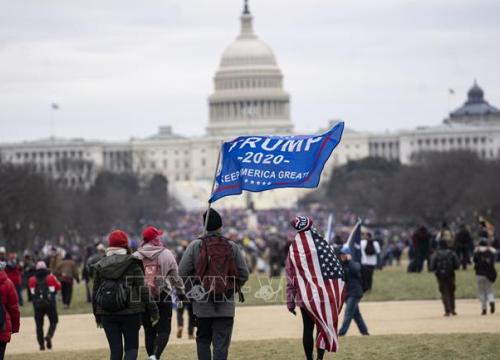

{"left": 95, "top": 278, "right": 130, "bottom": 313}
{"left": 435, "top": 252, "right": 454, "bottom": 279}
{"left": 365, "top": 240, "right": 376, "bottom": 256}
{"left": 0, "top": 294, "right": 5, "bottom": 331}
{"left": 33, "top": 277, "right": 52, "bottom": 309}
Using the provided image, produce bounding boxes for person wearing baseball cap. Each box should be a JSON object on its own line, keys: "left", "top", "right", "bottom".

{"left": 134, "top": 226, "right": 186, "bottom": 360}
{"left": 93, "top": 230, "right": 159, "bottom": 360}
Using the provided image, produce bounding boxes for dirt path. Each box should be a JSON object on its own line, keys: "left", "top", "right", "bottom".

{"left": 8, "top": 299, "right": 500, "bottom": 354}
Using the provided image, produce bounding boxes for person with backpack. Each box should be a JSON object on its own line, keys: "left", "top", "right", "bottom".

{"left": 93, "top": 230, "right": 159, "bottom": 360}
{"left": 473, "top": 239, "right": 497, "bottom": 315}
{"left": 28, "top": 261, "right": 61, "bottom": 351}
{"left": 54, "top": 253, "right": 80, "bottom": 309}
{"left": 134, "top": 226, "right": 186, "bottom": 360}
{"left": 178, "top": 209, "right": 249, "bottom": 360}
{"left": 430, "top": 240, "right": 459, "bottom": 316}
{"left": 0, "top": 260, "right": 20, "bottom": 359}
{"left": 360, "top": 232, "right": 380, "bottom": 292}
{"left": 83, "top": 244, "right": 106, "bottom": 303}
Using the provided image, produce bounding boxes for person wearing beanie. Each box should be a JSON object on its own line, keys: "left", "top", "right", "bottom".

{"left": 473, "top": 239, "right": 497, "bottom": 315}
{"left": 179, "top": 208, "right": 249, "bottom": 360}
{"left": 133, "top": 226, "right": 186, "bottom": 360}
{"left": 0, "top": 260, "right": 20, "bottom": 358}
{"left": 286, "top": 216, "right": 350, "bottom": 360}
{"left": 430, "top": 239, "right": 460, "bottom": 316}
{"left": 93, "top": 230, "right": 159, "bottom": 360}
{"left": 5, "top": 253, "right": 23, "bottom": 306}
{"left": 28, "top": 260, "right": 61, "bottom": 351}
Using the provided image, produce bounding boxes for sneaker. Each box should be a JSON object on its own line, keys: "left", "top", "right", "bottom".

{"left": 188, "top": 334, "right": 195, "bottom": 340}
{"left": 177, "top": 327, "right": 183, "bottom": 339}
{"left": 148, "top": 356, "right": 158, "bottom": 360}
{"left": 482, "top": 309, "right": 487, "bottom": 315}
{"left": 451, "top": 311, "right": 457, "bottom": 316}
{"left": 45, "top": 336, "right": 52, "bottom": 350}
{"left": 39, "top": 345, "right": 45, "bottom": 351}
{"left": 490, "top": 302, "right": 495, "bottom": 314}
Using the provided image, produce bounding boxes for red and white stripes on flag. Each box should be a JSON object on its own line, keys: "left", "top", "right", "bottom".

{"left": 288, "top": 229, "right": 346, "bottom": 352}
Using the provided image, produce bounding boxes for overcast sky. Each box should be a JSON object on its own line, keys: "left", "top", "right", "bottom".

{"left": 1, "top": 0, "right": 499, "bottom": 142}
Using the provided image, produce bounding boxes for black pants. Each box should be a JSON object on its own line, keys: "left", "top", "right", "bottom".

{"left": 437, "top": 276, "right": 456, "bottom": 314}
{"left": 102, "top": 314, "right": 141, "bottom": 360}
{"left": 61, "top": 281, "right": 73, "bottom": 306}
{"left": 0, "top": 342, "right": 6, "bottom": 360}
{"left": 34, "top": 305, "right": 58, "bottom": 347}
{"left": 196, "top": 317, "right": 234, "bottom": 360}
{"left": 142, "top": 295, "right": 172, "bottom": 359}
{"left": 300, "top": 308, "right": 325, "bottom": 360}
{"left": 455, "top": 247, "right": 470, "bottom": 270}
{"left": 361, "top": 265, "right": 375, "bottom": 292}
{"left": 177, "top": 302, "right": 195, "bottom": 336}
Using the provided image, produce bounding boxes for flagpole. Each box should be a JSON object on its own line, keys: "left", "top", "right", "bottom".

{"left": 204, "top": 141, "right": 223, "bottom": 235}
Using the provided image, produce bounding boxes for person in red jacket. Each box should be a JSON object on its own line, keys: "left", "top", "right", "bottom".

{"left": 5, "top": 253, "right": 23, "bottom": 306}
{"left": 28, "top": 261, "right": 61, "bottom": 351}
{"left": 0, "top": 260, "right": 21, "bottom": 359}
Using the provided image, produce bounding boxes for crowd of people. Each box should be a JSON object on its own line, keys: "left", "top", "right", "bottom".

{"left": 0, "top": 208, "right": 497, "bottom": 359}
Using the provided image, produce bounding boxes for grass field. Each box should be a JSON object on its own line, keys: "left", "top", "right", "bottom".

{"left": 19, "top": 264, "right": 500, "bottom": 317}
{"left": 6, "top": 334, "right": 500, "bottom": 360}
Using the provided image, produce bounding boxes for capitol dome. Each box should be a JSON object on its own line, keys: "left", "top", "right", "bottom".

{"left": 206, "top": 0, "right": 293, "bottom": 137}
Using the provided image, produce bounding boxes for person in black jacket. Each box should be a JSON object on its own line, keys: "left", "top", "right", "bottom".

{"left": 454, "top": 224, "right": 474, "bottom": 270}
{"left": 93, "top": 230, "right": 159, "bottom": 360}
{"left": 338, "top": 246, "right": 369, "bottom": 336}
{"left": 473, "top": 239, "right": 497, "bottom": 315}
{"left": 430, "top": 240, "right": 460, "bottom": 316}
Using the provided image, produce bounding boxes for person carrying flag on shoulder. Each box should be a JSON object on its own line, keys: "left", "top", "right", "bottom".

{"left": 286, "top": 216, "right": 346, "bottom": 360}
{"left": 134, "top": 226, "right": 186, "bottom": 360}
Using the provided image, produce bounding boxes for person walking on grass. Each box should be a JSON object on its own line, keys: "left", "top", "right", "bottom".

{"left": 338, "top": 246, "right": 369, "bottom": 337}
{"left": 28, "top": 261, "right": 61, "bottom": 351}
{"left": 430, "top": 240, "right": 459, "bottom": 316}
{"left": 5, "top": 254, "right": 23, "bottom": 306}
{"left": 134, "top": 226, "right": 187, "bottom": 360}
{"left": 0, "top": 260, "right": 20, "bottom": 360}
{"left": 360, "top": 232, "right": 380, "bottom": 292}
{"left": 473, "top": 239, "right": 497, "bottom": 315}
{"left": 93, "top": 230, "right": 159, "bottom": 360}
{"left": 454, "top": 224, "right": 474, "bottom": 270}
{"left": 54, "top": 253, "right": 80, "bottom": 309}
{"left": 286, "top": 216, "right": 346, "bottom": 360}
{"left": 178, "top": 209, "right": 249, "bottom": 360}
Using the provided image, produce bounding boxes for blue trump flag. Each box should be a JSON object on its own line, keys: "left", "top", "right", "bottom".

{"left": 209, "top": 121, "right": 344, "bottom": 203}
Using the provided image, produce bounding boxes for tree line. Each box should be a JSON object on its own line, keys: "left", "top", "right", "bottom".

{"left": 0, "top": 163, "right": 170, "bottom": 252}
{"left": 303, "top": 151, "right": 500, "bottom": 227}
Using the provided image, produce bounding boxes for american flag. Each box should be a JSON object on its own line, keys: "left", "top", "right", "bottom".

{"left": 288, "top": 227, "right": 346, "bottom": 352}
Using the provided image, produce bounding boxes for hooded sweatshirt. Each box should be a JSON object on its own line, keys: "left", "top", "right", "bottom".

{"left": 0, "top": 271, "right": 20, "bottom": 343}
{"left": 92, "top": 254, "right": 159, "bottom": 321}
{"left": 134, "top": 244, "right": 184, "bottom": 294}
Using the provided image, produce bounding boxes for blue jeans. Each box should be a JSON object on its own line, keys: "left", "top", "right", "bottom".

{"left": 339, "top": 296, "right": 368, "bottom": 335}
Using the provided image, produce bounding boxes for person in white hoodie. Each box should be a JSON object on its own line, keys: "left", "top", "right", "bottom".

{"left": 134, "top": 226, "right": 186, "bottom": 360}
{"left": 360, "top": 232, "right": 380, "bottom": 293}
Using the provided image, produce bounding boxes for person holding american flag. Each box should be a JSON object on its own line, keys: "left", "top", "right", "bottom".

{"left": 286, "top": 216, "right": 346, "bottom": 360}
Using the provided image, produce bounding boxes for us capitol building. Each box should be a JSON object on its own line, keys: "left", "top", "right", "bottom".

{"left": 1, "top": 2, "right": 500, "bottom": 209}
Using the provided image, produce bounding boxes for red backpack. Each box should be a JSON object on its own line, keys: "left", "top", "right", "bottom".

{"left": 143, "top": 254, "right": 163, "bottom": 298}
{"left": 195, "top": 235, "right": 238, "bottom": 301}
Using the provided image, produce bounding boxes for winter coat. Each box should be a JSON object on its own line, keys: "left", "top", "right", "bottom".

{"left": 5, "top": 263, "right": 22, "bottom": 287}
{"left": 28, "top": 269, "right": 62, "bottom": 302}
{"left": 92, "top": 254, "right": 159, "bottom": 322}
{"left": 429, "top": 249, "right": 459, "bottom": 278}
{"left": 342, "top": 260, "right": 364, "bottom": 298}
{"left": 133, "top": 244, "right": 184, "bottom": 294}
{"left": 0, "top": 271, "right": 20, "bottom": 343}
{"left": 178, "top": 231, "right": 249, "bottom": 318}
{"left": 54, "top": 259, "right": 80, "bottom": 284}
{"left": 473, "top": 246, "right": 496, "bottom": 278}
{"left": 454, "top": 229, "right": 473, "bottom": 250}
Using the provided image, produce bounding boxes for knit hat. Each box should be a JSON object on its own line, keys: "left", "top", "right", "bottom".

{"left": 340, "top": 246, "right": 352, "bottom": 255}
{"left": 36, "top": 261, "right": 47, "bottom": 270}
{"left": 203, "top": 209, "right": 223, "bottom": 232}
{"left": 142, "top": 226, "right": 163, "bottom": 243}
{"left": 290, "top": 216, "right": 313, "bottom": 232}
{"left": 108, "top": 230, "right": 129, "bottom": 248}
